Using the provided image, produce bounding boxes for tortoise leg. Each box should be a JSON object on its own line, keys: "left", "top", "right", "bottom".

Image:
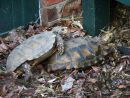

{"left": 22, "top": 62, "right": 32, "bottom": 81}
{"left": 56, "top": 34, "right": 64, "bottom": 55}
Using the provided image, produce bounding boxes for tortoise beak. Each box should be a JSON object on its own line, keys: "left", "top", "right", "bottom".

{"left": 62, "top": 27, "right": 68, "bottom": 35}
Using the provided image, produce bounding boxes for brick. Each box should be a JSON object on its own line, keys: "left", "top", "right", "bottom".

{"left": 47, "top": 0, "right": 63, "bottom": 5}
{"left": 62, "top": 0, "right": 82, "bottom": 17}
{"left": 41, "top": 7, "right": 59, "bottom": 25}
{"left": 41, "top": 0, "right": 63, "bottom": 6}
{"left": 40, "top": 0, "right": 47, "bottom": 6}
{"left": 40, "top": 0, "right": 82, "bottom": 26}
{"left": 41, "top": 9, "right": 48, "bottom": 25}
{"left": 47, "top": 7, "right": 58, "bottom": 22}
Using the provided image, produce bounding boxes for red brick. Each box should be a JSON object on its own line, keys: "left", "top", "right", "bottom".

{"left": 41, "top": 7, "right": 59, "bottom": 25}
{"left": 62, "top": 0, "right": 82, "bottom": 17}
{"left": 41, "top": 8, "right": 48, "bottom": 25}
{"left": 47, "top": 0, "right": 63, "bottom": 5}
{"left": 40, "top": 0, "right": 82, "bottom": 26}
{"left": 41, "top": 0, "right": 63, "bottom": 6}
{"left": 47, "top": 7, "right": 58, "bottom": 22}
{"left": 40, "top": 0, "right": 48, "bottom": 6}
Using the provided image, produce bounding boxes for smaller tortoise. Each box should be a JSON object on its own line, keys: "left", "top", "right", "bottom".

{"left": 47, "top": 37, "right": 100, "bottom": 72}
{"left": 6, "top": 26, "right": 67, "bottom": 79}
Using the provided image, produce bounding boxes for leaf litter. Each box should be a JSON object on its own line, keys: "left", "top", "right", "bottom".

{"left": 1, "top": 5, "right": 130, "bottom": 98}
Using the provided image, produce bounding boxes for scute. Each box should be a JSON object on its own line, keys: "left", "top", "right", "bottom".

{"left": 6, "top": 31, "right": 56, "bottom": 72}
{"left": 47, "top": 37, "right": 99, "bottom": 72}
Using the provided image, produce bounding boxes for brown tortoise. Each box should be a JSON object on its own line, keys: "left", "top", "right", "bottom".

{"left": 6, "top": 26, "right": 67, "bottom": 79}
{"left": 47, "top": 37, "right": 100, "bottom": 72}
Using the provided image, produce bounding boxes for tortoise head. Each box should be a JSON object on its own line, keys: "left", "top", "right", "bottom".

{"left": 52, "top": 26, "right": 67, "bottom": 35}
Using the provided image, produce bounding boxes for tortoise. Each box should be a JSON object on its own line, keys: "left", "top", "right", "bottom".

{"left": 6, "top": 26, "right": 67, "bottom": 79}
{"left": 47, "top": 37, "right": 100, "bottom": 72}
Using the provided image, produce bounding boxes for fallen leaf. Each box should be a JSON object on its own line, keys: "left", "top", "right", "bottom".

{"left": 117, "top": 85, "right": 126, "bottom": 89}
{"left": 88, "top": 78, "right": 97, "bottom": 84}
{"left": 61, "top": 76, "right": 75, "bottom": 92}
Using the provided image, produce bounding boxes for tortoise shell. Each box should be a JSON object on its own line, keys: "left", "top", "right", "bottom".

{"left": 47, "top": 37, "right": 99, "bottom": 72}
{"left": 6, "top": 31, "right": 56, "bottom": 72}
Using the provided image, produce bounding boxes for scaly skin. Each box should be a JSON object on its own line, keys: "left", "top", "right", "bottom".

{"left": 56, "top": 34, "right": 64, "bottom": 55}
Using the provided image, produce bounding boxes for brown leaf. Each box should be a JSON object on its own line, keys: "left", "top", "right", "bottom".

{"left": 0, "top": 46, "right": 3, "bottom": 53}
{"left": 4, "top": 91, "right": 14, "bottom": 98}
{"left": 113, "top": 64, "right": 124, "bottom": 73}
{"left": 117, "top": 85, "right": 126, "bottom": 89}
{"left": 0, "top": 41, "right": 8, "bottom": 50}
{"left": 0, "top": 85, "right": 8, "bottom": 96}
{"left": 88, "top": 78, "right": 97, "bottom": 84}
{"left": 7, "top": 43, "right": 17, "bottom": 49}
{"left": 92, "top": 66, "right": 101, "bottom": 72}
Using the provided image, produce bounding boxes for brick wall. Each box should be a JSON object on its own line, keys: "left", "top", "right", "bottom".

{"left": 40, "top": 0, "right": 82, "bottom": 26}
